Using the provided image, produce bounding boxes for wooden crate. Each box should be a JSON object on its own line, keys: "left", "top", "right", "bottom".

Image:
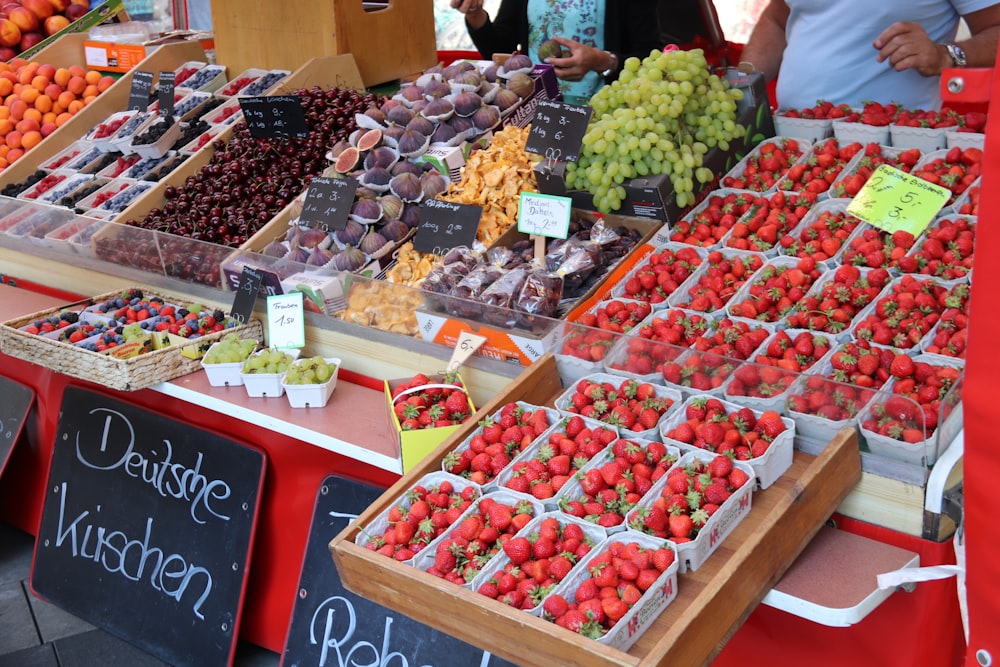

{"left": 330, "top": 354, "right": 863, "bottom": 667}
{"left": 210, "top": 0, "right": 436, "bottom": 87}
{"left": 0, "top": 37, "right": 207, "bottom": 190}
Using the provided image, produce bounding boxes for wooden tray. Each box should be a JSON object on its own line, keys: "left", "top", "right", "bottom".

{"left": 329, "top": 354, "right": 862, "bottom": 667}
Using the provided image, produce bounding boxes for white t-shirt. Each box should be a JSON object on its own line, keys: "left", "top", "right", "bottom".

{"left": 776, "top": 0, "right": 995, "bottom": 109}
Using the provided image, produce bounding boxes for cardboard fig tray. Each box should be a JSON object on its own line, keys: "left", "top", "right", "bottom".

{"left": 329, "top": 355, "right": 862, "bottom": 667}
{"left": 0, "top": 288, "right": 263, "bottom": 392}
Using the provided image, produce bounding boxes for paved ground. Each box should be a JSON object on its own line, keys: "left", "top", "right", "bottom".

{"left": 0, "top": 521, "right": 278, "bottom": 667}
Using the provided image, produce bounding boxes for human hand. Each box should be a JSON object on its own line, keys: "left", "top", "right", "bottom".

{"left": 543, "top": 36, "right": 610, "bottom": 81}
{"left": 873, "top": 21, "right": 951, "bottom": 76}
{"left": 450, "top": 0, "right": 488, "bottom": 28}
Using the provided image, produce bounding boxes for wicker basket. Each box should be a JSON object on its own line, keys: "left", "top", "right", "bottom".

{"left": 0, "top": 288, "right": 264, "bottom": 392}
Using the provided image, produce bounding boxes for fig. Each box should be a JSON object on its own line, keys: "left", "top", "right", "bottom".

{"left": 307, "top": 247, "right": 335, "bottom": 267}
{"left": 421, "top": 97, "right": 454, "bottom": 122}
{"left": 537, "top": 39, "right": 570, "bottom": 61}
{"left": 430, "top": 122, "right": 458, "bottom": 146}
{"left": 379, "top": 218, "right": 410, "bottom": 243}
{"left": 363, "top": 146, "right": 400, "bottom": 171}
{"left": 397, "top": 129, "right": 431, "bottom": 158}
{"left": 411, "top": 99, "right": 428, "bottom": 115}
{"left": 298, "top": 226, "right": 329, "bottom": 250}
{"left": 420, "top": 171, "right": 449, "bottom": 199}
{"left": 357, "top": 128, "right": 383, "bottom": 152}
{"left": 378, "top": 193, "right": 404, "bottom": 220}
{"left": 286, "top": 246, "right": 311, "bottom": 264}
{"left": 406, "top": 115, "right": 435, "bottom": 137}
{"left": 390, "top": 172, "right": 423, "bottom": 202}
{"left": 334, "top": 146, "right": 361, "bottom": 174}
{"left": 361, "top": 231, "right": 390, "bottom": 256}
{"left": 453, "top": 91, "right": 483, "bottom": 117}
{"left": 262, "top": 239, "right": 288, "bottom": 258}
{"left": 482, "top": 63, "right": 499, "bottom": 82}
{"left": 493, "top": 88, "right": 520, "bottom": 111}
{"left": 478, "top": 81, "right": 500, "bottom": 103}
{"left": 335, "top": 219, "right": 366, "bottom": 246}
{"left": 472, "top": 105, "right": 501, "bottom": 132}
{"left": 507, "top": 72, "right": 535, "bottom": 99}
{"left": 424, "top": 79, "right": 452, "bottom": 99}
{"left": 328, "top": 139, "right": 353, "bottom": 158}
{"left": 502, "top": 54, "right": 533, "bottom": 74}
{"left": 382, "top": 124, "right": 406, "bottom": 147}
{"left": 331, "top": 245, "right": 366, "bottom": 272}
{"left": 355, "top": 187, "right": 379, "bottom": 200}
{"left": 400, "top": 203, "right": 422, "bottom": 228}
{"left": 447, "top": 115, "right": 475, "bottom": 137}
{"left": 387, "top": 104, "right": 416, "bottom": 127}
{"left": 355, "top": 106, "right": 387, "bottom": 129}
{"left": 454, "top": 70, "right": 482, "bottom": 88}
{"left": 392, "top": 160, "right": 423, "bottom": 177}
{"left": 380, "top": 99, "right": 403, "bottom": 115}
{"left": 358, "top": 166, "right": 392, "bottom": 193}
{"left": 350, "top": 197, "right": 383, "bottom": 224}
{"left": 397, "top": 85, "right": 426, "bottom": 106}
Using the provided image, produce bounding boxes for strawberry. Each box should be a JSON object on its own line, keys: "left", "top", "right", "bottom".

{"left": 726, "top": 191, "right": 818, "bottom": 253}
{"left": 721, "top": 138, "right": 806, "bottom": 192}
{"left": 669, "top": 191, "right": 757, "bottom": 247}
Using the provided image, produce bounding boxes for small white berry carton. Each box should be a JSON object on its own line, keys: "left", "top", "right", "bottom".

{"left": 352, "top": 471, "right": 482, "bottom": 564}
{"left": 540, "top": 531, "right": 680, "bottom": 652}
{"left": 84, "top": 109, "right": 149, "bottom": 152}
{"left": 441, "top": 401, "right": 562, "bottom": 492}
{"left": 238, "top": 347, "right": 301, "bottom": 397}
{"left": 41, "top": 140, "right": 99, "bottom": 171}
{"left": 624, "top": 449, "right": 756, "bottom": 573}
{"left": 602, "top": 309, "right": 718, "bottom": 385}
{"left": 553, "top": 436, "right": 682, "bottom": 534}
{"left": 607, "top": 242, "right": 708, "bottom": 310}
{"left": 889, "top": 124, "right": 947, "bottom": 152}
{"left": 468, "top": 510, "right": 608, "bottom": 614}
{"left": 282, "top": 357, "right": 341, "bottom": 408}
{"left": 553, "top": 372, "right": 683, "bottom": 442}
{"left": 555, "top": 298, "right": 651, "bottom": 384}
{"left": 410, "top": 488, "right": 545, "bottom": 589}
{"left": 650, "top": 187, "right": 759, "bottom": 248}
{"left": 665, "top": 247, "right": 768, "bottom": 318}
{"left": 129, "top": 117, "right": 182, "bottom": 159}
{"left": 658, "top": 394, "right": 794, "bottom": 489}
{"left": 858, "top": 353, "right": 964, "bottom": 467}
{"left": 950, "top": 177, "right": 980, "bottom": 216}
{"left": 772, "top": 111, "right": 834, "bottom": 142}
{"left": 175, "top": 63, "right": 227, "bottom": 94}
{"left": 719, "top": 136, "right": 814, "bottom": 195}
{"left": 199, "top": 337, "right": 261, "bottom": 387}
{"left": 776, "top": 197, "right": 867, "bottom": 271}
{"left": 832, "top": 117, "right": 890, "bottom": 146}
{"left": 945, "top": 130, "right": 985, "bottom": 151}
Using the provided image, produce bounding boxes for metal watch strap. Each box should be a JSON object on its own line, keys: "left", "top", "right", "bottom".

{"left": 945, "top": 43, "right": 967, "bottom": 67}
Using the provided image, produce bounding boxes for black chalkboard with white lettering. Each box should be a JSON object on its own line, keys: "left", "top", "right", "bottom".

{"left": 31, "top": 386, "right": 266, "bottom": 667}
{"left": 282, "top": 475, "right": 516, "bottom": 667}
{"left": 0, "top": 375, "right": 33, "bottom": 478}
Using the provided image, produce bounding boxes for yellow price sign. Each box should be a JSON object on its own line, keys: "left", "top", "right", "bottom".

{"left": 846, "top": 164, "right": 950, "bottom": 237}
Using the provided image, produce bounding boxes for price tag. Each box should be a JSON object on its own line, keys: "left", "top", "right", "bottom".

{"left": 157, "top": 71, "right": 175, "bottom": 117}
{"left": 266, "top": 292, "right": 306, "bottom": 349}
{"left": 127, "top": 70, "right": 154, "bottom": 111}
{"left": 298, "top": 176, "right": 357, "bottom": 231}
{"left": 517, "top": 192, "right": 572, "bottom": 239}
{"left": 446, "top": 331, "right": 487, "bottom": 373}
{"left": 229, "top": 266, "right": 263, "bottom": 324}
{"left": 846, "top": 164, "right": 950, "bottom": 237}
{"left": 413, "top": 199, "right": 482, "bottom": 255}
{"left": 525, "top": 99, "right": 592, "bottom": 163}
{"left": 238, "top": 95, "right": 309, "bottom": 139}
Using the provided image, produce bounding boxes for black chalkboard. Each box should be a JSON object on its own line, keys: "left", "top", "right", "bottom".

{"left": 0, "top": 375, "right": 33, "bottom": 478}
{"left": 281, "top": 475, "right": 516, "bottom": 667}
{"left": 412, "top": 199, "right": 482, "bottom": 255}
{"left": 158, "top": 71, "right": 176, "bottom": 117}
{"left": 31, "top": 386, "right": 266, "bottom": 667}
{"left": 128, "top": 70, "right": 154, "bottom": 112}
{"left": 299, "top": 176, "right": 357, "bottom": 232}
{"left": 525, "top": 99, "right": 592, "bottom": 163}
{"left": 230, "top": 265, "right": 264, "bottom": 323}
{"left": 239, "top": 95, "right": 309, "bottom": 139}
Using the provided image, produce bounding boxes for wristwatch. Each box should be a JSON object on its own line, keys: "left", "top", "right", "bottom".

{"left": 944, "top": 42, "right": 968, "bottom": 67}
{"left": 601, "top": 51, "right": 619, "bottom": 78}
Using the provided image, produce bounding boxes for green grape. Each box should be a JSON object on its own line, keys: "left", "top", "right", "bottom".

{"left": 285, "top": 356, "right": 338, "bottom": 385}
{"left": 205, "top": 333, "right": 258, "bottom": 365}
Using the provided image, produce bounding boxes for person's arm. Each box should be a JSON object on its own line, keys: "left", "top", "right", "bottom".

{"left": 450, "top": 0, "right": 524, "bottom": 59}
{"left": 874, "top": 5, "right": 1000, "bottom": 76}
{"left": 737, "top": 0, "right": 790, "bottom": 81}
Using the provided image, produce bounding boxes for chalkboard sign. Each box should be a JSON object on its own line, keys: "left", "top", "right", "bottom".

{"left": 412, "top": 199, "right": 482, "bottom": 255}
{"left": 158, "top": 71, "right": 176, "bottom": 117}
{"left": 230, "top": 265, "right": 264, "bottom": 323}
{"left": 0, "top": 375, "right": 33, "bottom": 478}
{"left": 282, "top": 475, "right": 515, "bottom": 667}
{"left": 525, "top": 99, "right": 592, "bottom": 163}
{"left": 32, "top": 386, "right": 266, "bottom": 667}
{"left": 239, "top": 95, "right": 309, "bottom": 139}
{"left": 128, "top": 70, "right": 154, "bottom": 111}
{"left": 299, "top": 176, "right": 357, "bottom": 232}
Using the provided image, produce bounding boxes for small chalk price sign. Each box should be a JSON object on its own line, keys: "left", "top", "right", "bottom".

{"left": 157, "top": 71, "right": 175, "bottom": 117}
{"left": 517, "top": 192, "right": 572, "bottom": 239}
{"left": 299, "top": 176, "right": 357, "bottom": 231}
{"left": 127, "top": 70, "right": 154, "bottom": 111}
{"left": 238, "top": 95, "right": 308, "bottom": 139}
{"left": 413, "top": 199, "right": 482, "bottom": 254}
{"left": 230, "top": 266, "right": 264, "bottom": 324}
{"left": 525, "top": 99, "right": 592, "bottom": 163}
{"left": 846, "top": 164, "right": 950, "bottom": 237}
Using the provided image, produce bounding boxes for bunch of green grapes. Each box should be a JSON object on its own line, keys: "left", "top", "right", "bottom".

{"left": 565, "top": 48, "right": 745, "bottom": 212}
{"left": 241, "top": 348, "right": 295, "bottom": 374}
{"left": 204, "top": 334, "right": 258, "bottom": 364}
{"left": 285, "top": 356, "right": 338, "bottom": 385}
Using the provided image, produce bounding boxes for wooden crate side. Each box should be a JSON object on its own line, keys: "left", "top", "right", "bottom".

{"left": 275, "top": 55, "right": 365, "bottom": 93}
{"left": 332, "top": 1, "right": 437, "bottom": 87}
{"left": 0, "top": 40, "right": 207, "bottom": 190}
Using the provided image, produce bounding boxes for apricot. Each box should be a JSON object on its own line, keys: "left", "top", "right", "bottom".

{"left": 7, "top": 98, "right": 26, "bottom": 119}
{"left": 84, "top": 69, "right": 100, "bottom": 85}
{"left": 53, "top": 66, "right": 69, "bottom": 87}
{"left": 66, "top": 74, "right": 85, "bottom": 95}
{"left": 42, "top": 82, "right": 60, "bottom": 99}
{"left": 40, "top": 120, "right": 56, "bottom": 136}
{"left": 36, "top": 62, "right": 55, "bottom": 80}
{"left": 41, "top": 110, "right": 55, "bottom": 124}
{"left": 0, "top": 105, "right": 9, "bottom": 119}
{"left": 16, "top": 117, "right": 39, "bottom": 132}
{"left": 54, "top": 110, "right": 71, "bottom": 125}
{"left": 33, "top": 93, "right": 51, "bottom": 113}
{"left": 22, "top": 107, "right": 41, "bottom": 123}
{"left": 30, "top": 74, "right": 48, "bottom": 90}
{"left": 19, "top": 86, "right": 38, "bottom": 103}
{"left": 66, "top": 99, "right": 82, "bottom": 113}
{"left": 5, "top": 129, "right": 21, "bottom": 147}
{"left": 0, "top": 77, "right": 11, "bottom": 97}
{"left": 56, "top": 89, "right": 74, "bottom": 107}
{"left": 6, "top": 147, "right": 24, "bottom": 162}
{"left": 67, "top": 64, "right": 85, "bottom": 78}
{"left": 82, "top": 93, "right": 96, "bottom": 106}
{"left": 20, "top": 128, "right": 40, "bottom": 148}
{"left": 0, "top": 118, "right": 13, "bottom": 134}
{"left": 82, "top": 83, "right": 97, "bottom": 98}
{"left": 97, "top": 74, "right": 114, "bottom": 92}
{"left": 8, "top": 58, "right": 28, "bottom": 70}
{"left": 17, "top": 67, "right": 37, "bottom": 85}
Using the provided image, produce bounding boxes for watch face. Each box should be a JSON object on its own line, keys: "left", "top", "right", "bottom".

{"left": 948, "top": 43, "right": 967, "bottom": 66}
